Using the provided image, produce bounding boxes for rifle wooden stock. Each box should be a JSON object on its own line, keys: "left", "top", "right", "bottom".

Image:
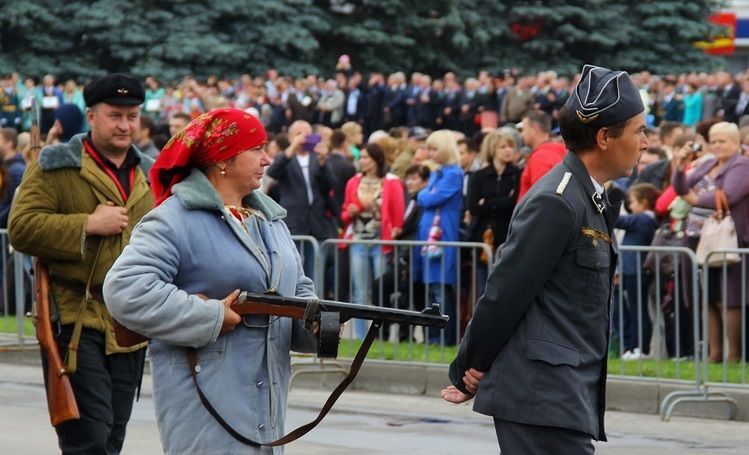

{"left": 34, "top": 261, "right": 80, "bottom": 426}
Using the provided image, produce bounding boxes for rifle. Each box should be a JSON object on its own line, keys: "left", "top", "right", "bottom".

{"left": 29, "top": 99, "right": 80, "bottom": 426}
{"left": 232, "top": 291, "right": 448, "bottom": 358}
{"left": 28, "top": 97, "right": 42, "bottom": 156}
{"left": 188, "top": 292, "right": 448, "bottom": 447}
{"left": 34, "top": 260, "right": 80, "bottom": 426}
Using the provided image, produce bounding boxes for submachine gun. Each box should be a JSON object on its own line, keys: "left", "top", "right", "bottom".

{"left": 187, "top": 291, "right": 448, "bottom": 448}
{"left": 232, "top": 291, "right": 448, "bottom": 357}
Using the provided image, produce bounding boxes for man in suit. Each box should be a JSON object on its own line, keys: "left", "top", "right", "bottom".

{"left": 719, "top": 71, "right": 741, "bottom": 124}
{"left": 364, "top": 73, "right": 386, "bottom": 135}
{"left": 733, "top": 79, "right": 749, "bottom": 122}
{"left": 286, "top": 79, "right": 317, "bottom": 124}
{"left": 443, "top": 64, "right": 648, "bottom": 454}
{"left": 383, "top": 72, "right": 407, "bottom": 129}
{"left": 265, "top": 120, "right": 337, "bottom": 277}
{"left": 344, "top": 72, "right": 366, "bottom": 124}
{"left": 661, "top": 81, "right": 684, "bottom": 123}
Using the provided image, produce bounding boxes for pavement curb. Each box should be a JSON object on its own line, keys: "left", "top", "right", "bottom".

{"left": 3, "top": 345, "right": 747, "bottom": 422}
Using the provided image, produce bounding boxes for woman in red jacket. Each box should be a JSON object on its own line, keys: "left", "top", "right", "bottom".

{"left": 341, "top": 143, "right": 405, "bottom": 339}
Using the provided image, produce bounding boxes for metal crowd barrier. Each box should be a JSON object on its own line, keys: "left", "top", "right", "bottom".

{"left": 0, "top": 229, "right": 33, "bottom": 347}
{"left": 317, "top": 238, "right": 493, "bottom": 363}
{"left": 608, "top": 245, "right": 744, "bottom": 420}
{"left": 611, "top": 246, "right": 701, "bottom": 381}
{"left": 291, "top": 235, "right": 321, "bottom": 290}
{"left": 3, "top": 231, "right": 746, "bottom": 422}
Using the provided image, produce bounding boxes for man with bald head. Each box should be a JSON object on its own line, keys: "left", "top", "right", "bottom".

{"left": 266, "top": 120, "right": 337, "bottom": 276}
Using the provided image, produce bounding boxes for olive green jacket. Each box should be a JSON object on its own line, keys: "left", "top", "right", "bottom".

{"left": 8, "top": 133, "right": 154, "bottom": 354}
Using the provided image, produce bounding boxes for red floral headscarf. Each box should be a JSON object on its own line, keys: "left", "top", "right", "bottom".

{"left": 150, "top": 108, "right": 267, "bottom": 206}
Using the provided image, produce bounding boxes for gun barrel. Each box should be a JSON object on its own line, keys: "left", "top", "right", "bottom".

{"left": 236, "top": 292, "right": 448, "bottom": 328}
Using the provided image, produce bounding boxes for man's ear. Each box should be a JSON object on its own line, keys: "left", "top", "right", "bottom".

{"left": 595, "top": 127, "right": 609, "bottom": 151}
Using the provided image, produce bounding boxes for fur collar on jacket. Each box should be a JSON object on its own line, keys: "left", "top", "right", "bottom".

{"left": 171, "top": 168, "right": 287, "bottom": 221}
{"left": 38, "top": 133, "right": 154, "bottom": 176}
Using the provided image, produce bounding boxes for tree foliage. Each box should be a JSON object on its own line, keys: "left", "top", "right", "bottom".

{"left": 0, "top": 0, "right": 726, "bottom": 80}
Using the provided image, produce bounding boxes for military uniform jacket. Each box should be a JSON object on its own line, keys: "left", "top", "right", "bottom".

{"left": 449, "top": 151, "right": 621, "bottom": 441}
{"left": 8, "top": 133, "right": 154, "bottom": 354}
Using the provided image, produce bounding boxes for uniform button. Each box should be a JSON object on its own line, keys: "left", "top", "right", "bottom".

{"left": 194, "top": 365, "right": 201, "bottom": 373}
{"left": 258, "top": 424, "right": 264, "bottom": 430}
{"left": 256, "top": 381, "right": 263, "bottom": 387}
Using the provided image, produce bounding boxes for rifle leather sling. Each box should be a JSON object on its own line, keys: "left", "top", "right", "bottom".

{"left": 188, "top": 320, "right": 381, "bottom": 447}
{"left": 60, "top": 241, "right": 103, "bottom": 375}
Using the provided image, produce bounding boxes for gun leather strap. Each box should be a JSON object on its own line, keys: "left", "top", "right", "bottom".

{"left": 62, "top": 240, "right": 104, "bottom": 375}
{"left": 188, "top": 320, "right": 381, "bottom": 447}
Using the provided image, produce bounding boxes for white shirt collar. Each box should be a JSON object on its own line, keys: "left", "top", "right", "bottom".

{"left": 590, "top": 177, "right": 604, "bottom": 196}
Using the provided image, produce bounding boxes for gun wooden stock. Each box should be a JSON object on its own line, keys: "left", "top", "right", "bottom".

{"left": 233, "top": 292, "right": 448, "bottom": 328}
{"left": 34, "top": 261, "right": 79, "bottom": 426}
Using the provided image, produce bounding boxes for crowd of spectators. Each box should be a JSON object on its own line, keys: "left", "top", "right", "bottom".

{"left": 1, "top": 63, "right": 748, "bottom": 355}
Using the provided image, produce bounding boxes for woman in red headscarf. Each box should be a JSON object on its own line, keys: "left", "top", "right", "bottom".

{"left": 103, "top": 108, "right": 320, "bottom": 453}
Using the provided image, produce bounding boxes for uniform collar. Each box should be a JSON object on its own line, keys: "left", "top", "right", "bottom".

{"left": 563, "top": 152, "right": 607, "bottom": 214}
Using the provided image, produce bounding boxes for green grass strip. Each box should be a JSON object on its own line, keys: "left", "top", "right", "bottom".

{"left": 2, "top": 318, "right": 746, "bottom": 385}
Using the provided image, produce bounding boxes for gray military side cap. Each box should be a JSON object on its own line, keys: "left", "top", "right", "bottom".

{"left": 565, "top": 64, "right": 644, "bottom": 127}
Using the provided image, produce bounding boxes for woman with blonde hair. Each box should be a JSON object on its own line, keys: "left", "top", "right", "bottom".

{"left": 417, "top": 130, "right": 464, "bottom": 345}
{"left": 374, "top": 135, "right": 399, "bottom": 168}
{"left": 340, "top": 121, "right": 364, "bottom": 162}
{"left": 468, "top": 129, "right": 521, "bottom": 252}
{"left": 673, "top": 121, "right": 749, "bottom": 362}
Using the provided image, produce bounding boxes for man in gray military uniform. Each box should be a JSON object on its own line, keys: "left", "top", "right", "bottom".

{"left": 442, "top": 64, "right": 648, "bottom": 454}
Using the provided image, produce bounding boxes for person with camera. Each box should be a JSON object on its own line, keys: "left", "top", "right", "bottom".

{"left": 673, "top": 121, "right": 749, "bottom": 363}
{"left": 266, "top": 120, "right": 337, "bottom": 278}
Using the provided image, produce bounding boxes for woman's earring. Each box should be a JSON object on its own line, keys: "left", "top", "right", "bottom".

{"left": 218, "top": 165, "right": 227, "bottom": 176}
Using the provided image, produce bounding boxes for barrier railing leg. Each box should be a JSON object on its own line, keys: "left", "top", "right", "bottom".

{"left": 14, "top": 251, "right": 25, "bottom": 346}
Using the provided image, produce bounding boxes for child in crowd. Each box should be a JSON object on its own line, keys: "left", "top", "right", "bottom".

{"left": 615, "top": 183, "right": 660, "bottom": 360}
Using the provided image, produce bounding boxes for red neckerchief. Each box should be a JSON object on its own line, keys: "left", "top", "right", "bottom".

{"left": 82, "top": 139, "right": 136, "bottom": 203}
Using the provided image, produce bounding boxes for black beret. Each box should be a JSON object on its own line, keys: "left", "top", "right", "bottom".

{"left": 565, "top": 64, "right": 644, "bottom": 127}
{"left": 83, "top": 73, "right": 145, "bottom": 107}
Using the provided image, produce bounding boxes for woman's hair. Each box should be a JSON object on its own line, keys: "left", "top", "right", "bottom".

{"left": 374, "top": 135, "right": 399, "bottom": 166}
{"left": 480, "top": 130, "right": 517, "bottom": 164}
{"left": 673, "top": 131, "right": 698, "bottom": 149}
{"left": 341, "top": 121, "right": 362, "bottom": 144}
{"left": 695, "top": 117, "right": 722, "bottom": 140}
{"left": 404, "top": 163, "right": 431, "bottom": 181}
{"left": 558, "top": 105, "right": 628, "bottom": 153}
{"left": 627, "top": 183, "right": 660, "bottom": 210}
{"left": 363, "top": 142, "right": 387, "bottom": 178}
{"left": 425, "top": 130, "right": 459, "bottom": 165}
{"left": 709, "top": 121, "right": 740, "bottom": 144}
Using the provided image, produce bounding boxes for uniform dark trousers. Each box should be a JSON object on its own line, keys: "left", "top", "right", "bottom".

{"left": 41, "top": 325, "right": 145, "bottom": 454}
{"left": 494, "top": 418, "right": 595, "bottom": 455}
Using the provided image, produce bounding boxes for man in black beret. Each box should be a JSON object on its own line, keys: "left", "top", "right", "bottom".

{"left": 9, "top": 73, "right": 154, "bottom": 453}
{"left": 443, "top": 64, "right": 648, "bottom": 454}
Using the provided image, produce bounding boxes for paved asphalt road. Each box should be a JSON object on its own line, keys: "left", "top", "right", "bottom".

{"left": 1, "top": 364, "right": 748, "bottom": 454}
